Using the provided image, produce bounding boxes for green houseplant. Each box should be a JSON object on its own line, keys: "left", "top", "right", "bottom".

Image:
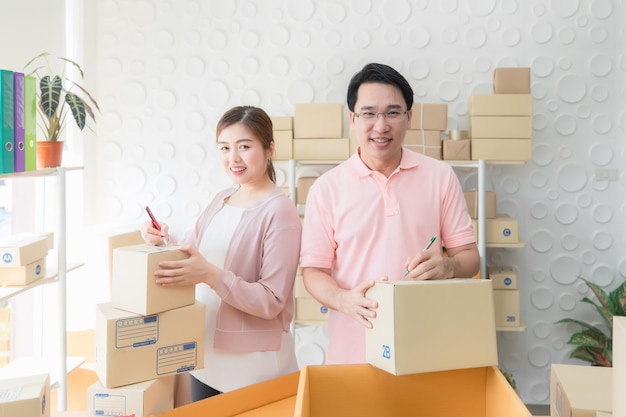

{"left": 24, "top": 52, "right": 99, "bottom": 167}
{"left": 556, "top": 276, "right": 626, "bottom": 367}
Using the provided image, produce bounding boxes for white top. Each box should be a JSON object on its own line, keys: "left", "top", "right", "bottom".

{"left": 190, "top": 204, "right": 297, "bottom": 392}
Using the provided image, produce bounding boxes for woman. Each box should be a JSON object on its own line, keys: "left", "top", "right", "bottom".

{"left": 142, "top": 106, "right": 301, "bottom": 401}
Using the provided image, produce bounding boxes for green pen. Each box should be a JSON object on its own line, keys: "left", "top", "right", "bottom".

{"left": 404, "top": 236, "right": 437, "bottom": 277}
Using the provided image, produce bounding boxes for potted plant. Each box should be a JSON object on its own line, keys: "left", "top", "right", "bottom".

{"left": 24, "top": 52, "right": 99, "bottom": 168}
{"left": 556, "top": 276, "right": 626, "bottom": 366}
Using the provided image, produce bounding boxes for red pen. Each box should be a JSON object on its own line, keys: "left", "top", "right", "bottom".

{"left": 145, "top": 206, "right": 168, "bottom": 246}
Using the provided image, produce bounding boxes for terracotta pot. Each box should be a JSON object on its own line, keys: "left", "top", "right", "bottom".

{"left": 36, "top": 141, "right": 64, "bottom": 169}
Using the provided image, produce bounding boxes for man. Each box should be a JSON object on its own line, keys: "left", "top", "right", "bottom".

{"left": 299, "top": 62, "right": 479, "bottom": 365}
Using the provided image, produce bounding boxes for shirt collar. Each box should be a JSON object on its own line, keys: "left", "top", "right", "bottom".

{"left": 348, "top": 146, "right": 420, "bottom": 177}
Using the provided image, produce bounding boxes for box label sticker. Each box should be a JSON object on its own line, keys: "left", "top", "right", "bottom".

{"left": 382, "top": 344, "right": 391, "bottom": 359}
{"left": 115, "top": 315, "right": 159, "bottom": 348}
{"left": 94, "top": 393, "right": 126, "bottom": 416}
{"left": 157, "top": 341, "right": 198, "bottom": 375}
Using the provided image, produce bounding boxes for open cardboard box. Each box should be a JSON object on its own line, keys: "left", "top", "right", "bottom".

{"left": 151, "top": 371, "right": 299, "bottom": 417}
{"left": 152, "top": 364, "right": 530, "bottom": 417}
{"left": 295, "top": 364, "right": 531, "bottom": 417}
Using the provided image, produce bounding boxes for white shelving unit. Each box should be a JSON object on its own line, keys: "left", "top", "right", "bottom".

{"left": 0, "top": 166, "right": 81, "bottom": 411}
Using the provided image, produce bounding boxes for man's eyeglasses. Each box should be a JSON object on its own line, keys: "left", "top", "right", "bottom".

{"left": 354, "top": 110, "right": 409, "bottom": 123}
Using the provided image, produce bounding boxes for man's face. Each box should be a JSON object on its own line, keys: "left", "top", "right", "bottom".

{"left": 350, "top": 82, "right": 411, "bottom": 165}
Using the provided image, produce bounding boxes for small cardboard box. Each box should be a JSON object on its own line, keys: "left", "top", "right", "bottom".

{"left": 293, "top": 138, "right": 350, "bottom": 161}
{"left": 551, "top": 364, "right": 612, "bottom": 417}
{"left": 0, "top": 257, "right": 46, "bottom": 285}
{"left": 293, "top": 275, "right": 310, "bottom": 298}
{"left": 270, "top": 116, "right": 293, "bottom": 131}
{"left": 471, "top": 138, "right": 532, "bottom": 161}
{"left": 294, "top": 364, "right": 531, "bottom": 417}
{"left": 488, "top": 266, "right": 517, "bottom": 290}
{"left": 405, "top": 144, "right": 442, "bottom": 160}
{"left": 613, "top": 317, "right": 626, "bottom": 417}
{"left": 0, "top": 373, "right": 50, "bottom": 417}
{"left": 95, "top": 302, "right": 205, "bottom": 388}
{"left": 464, "top": 190, "right": 497, "bottom": 219}
{"left": 404, "top": 129, "right": 441, "bottom": 146}
{"left": 365, "top": 279, "right": 498, "bottom": 376}
{"left": 273, "top": 130, "right": 293, "bottom": 161}
{"left": 486, "top": 215, "right": 519, "bottom": 244}
{"left": 293, "top": 104, "right": 343, "bottom": 139}
{"left": 493, "top": 289, "right": 520, "bottom": 327}
{"left": 493, "top": 68, "right": 531, "bottom": 94}
{"left": 443, "top": 139, "right": 471, "bottom": 160}
{"left": 111, "top": 244, "right": 195, "bottom": 316}
{"left": 151, "top": 371, "right": 299, "bottom": 417}
{"left": 469, "top": 94, "right": 533, "bottom": 116}
{"left": 470, "top": 116, "right": 532, "bottom": 139}
{"left": 411, "top": 103, "right": 448, "bottom": 131}
{"left": 295, "top": 297, "right": 329, "bottom": 323}
{"left": 296, "top": 176, "right": 318, "bottom": 205}
{"left": 88, "top": 375, "right": 175, "bottom": 417}
{"left": 0, "top": 235, "right": 49, "bottom": 268}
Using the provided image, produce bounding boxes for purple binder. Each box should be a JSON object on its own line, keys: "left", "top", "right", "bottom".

{"left": 13, "top": 72, "right": 25, "bottom": 172}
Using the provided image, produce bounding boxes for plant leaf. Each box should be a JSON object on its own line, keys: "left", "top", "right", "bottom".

{"left": 40, "top": 75, "right": 62, "bottom": 118}
{"left": 568, "top": 331, "right": 608, "bottom": 349}
{"left": 555, "top": 317, "right": 608, "bottom": 340}
{"left": 609, "top": 280, "right": 626, "bottom": 316}
{"left": 582, "top": 278, "right": 610, "bottom": 309}
{"left": 65, "top": 93, "right": 87, "bottom": 130}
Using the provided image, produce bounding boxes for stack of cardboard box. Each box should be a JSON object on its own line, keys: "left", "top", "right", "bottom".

{"left": 292, "top": 104, "right": 350, "bottom": 161}
{"left": 406, "top": 103, "right": 447, "bottom": 159}
{"left": 90, "top": 244, "right": 206, "bottom": 417}
{"left": 0, "top": 373, "right": 50, "bottom": 416}
{"left": 488, "top": 267, "right": 521, "bottom": 328}
{"left": 470, "top": 67, "right": 532, "bottom": 161}
{"left": 271, "top": 116, "right": 294, "bottom": 161}
{"left": 293, "top": 267, "right": 328, "bottom": 324}
{"left": 0, "top": 233, "right": 52, "bottom": 286}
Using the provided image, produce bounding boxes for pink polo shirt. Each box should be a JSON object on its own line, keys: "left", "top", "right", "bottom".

{"left": 300, "top": 148, "right": 476, "bottom": 364}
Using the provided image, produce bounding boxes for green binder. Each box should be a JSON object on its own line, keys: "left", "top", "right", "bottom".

{"left": 0, "top": 69, "right": 15, "bottom": 174}
{"left": 24, "top": 75, "right": 37, "bottom": 171}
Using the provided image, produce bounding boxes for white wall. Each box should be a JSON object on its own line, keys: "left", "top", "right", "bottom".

{"left": 3, "top": 0, "right": 625, "bottom": 407}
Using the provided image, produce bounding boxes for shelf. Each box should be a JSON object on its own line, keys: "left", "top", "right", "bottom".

{"left": 497, "top": 322, "right": 526, "bottom": 332}
{"left": 0, "top": 262, "right": 83, "bottom": 302}
{"left": 0, "top": 355, "right": 86, "bottom": 389}
{"left": 0, "top": 166, "right": 83, "bottom": 180}
{"left": 486, "top": 242, "right": 526, "bottom": 249}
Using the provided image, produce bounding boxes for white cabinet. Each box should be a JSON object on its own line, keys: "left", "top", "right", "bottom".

{"left": 0, "top": 167, "right": 82, "bottom": 411}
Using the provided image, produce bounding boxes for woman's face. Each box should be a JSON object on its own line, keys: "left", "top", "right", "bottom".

{"left": 217, "top": 123, "right": 272, "bottom": 186}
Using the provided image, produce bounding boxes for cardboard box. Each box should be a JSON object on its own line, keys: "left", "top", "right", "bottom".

{"left": 0, "top": 257, "right": 46, "bottom": 285}
{"left": 295, "top": 297, "right": 329, "bottom": 323}
{"left": 293, "top": 138, "right": 350, "bottom": 161}
{"left": 270, "top": 116, "right": 293, "bottom": 131}
{"left": 470, "top": 116, "right": 532, "bottom": 138}
{"left": 411, "top": 103, "right": 448, "bottom": 130}
{"left": 493, "top": 68, "right": 531, "bottom": 94}
{"left": 488, "top": 266, "right": 518, "bottom": 289}
{"left": 296, "top": 176, "right": 318, "bottom": 205}
{"left": 405, "top": 144, "right": 442, "bottom": 159}
{"left": 493, "top": 289, "right": 520, "bottom": 327}
{"left": 443, "top": 138, "right": 471, "bottom": 160}
{"left": 469, "top": 94, "right": 533, "bottom": 116}
{"left": 404, "top": 129, "right": 441, "bottom": 146}
{"left": 0, "top": 235, "right": 49, "bottom": 268}
{"left": 95, "top": 302, "right": 205, "bottom": 388}
{"left": 273, "top": 130, "right": 293, "bottom": 161}
{"left": 111, "top": 244, "right": 195, "bottom": 316}
{"left": 293, "top": 104, "right": 343, "bottom": 139}
{"left": 152, "top": 371, "right": 299, "bottom": 417}
{"left": 486, "top": 215, "right": 519, "bottom": 244}
{"left": 550, "top": 364, "right": 612, "bottom": 417}
{"left": 295, "top": 364, "right": 531, "bottom": 417}
{"left": 471, "top": 138, "right": 532, "bottom": 161}
{"left": 293, "top": 275, "right": 311, "bottom": 298}
{"left": 365, "top": 279, "right": 498, "bottom": 375}
{"left": 464, "top": 190, "right": 497, "bottom": 219}
{"left": 0, "top": 373, "right": 50, "bottom": 417}
{"left": 88, "top": 375, "right": 175, "bottom": 417}
{"left": 614, "top": 317, "right": 626, "bottom": 417}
